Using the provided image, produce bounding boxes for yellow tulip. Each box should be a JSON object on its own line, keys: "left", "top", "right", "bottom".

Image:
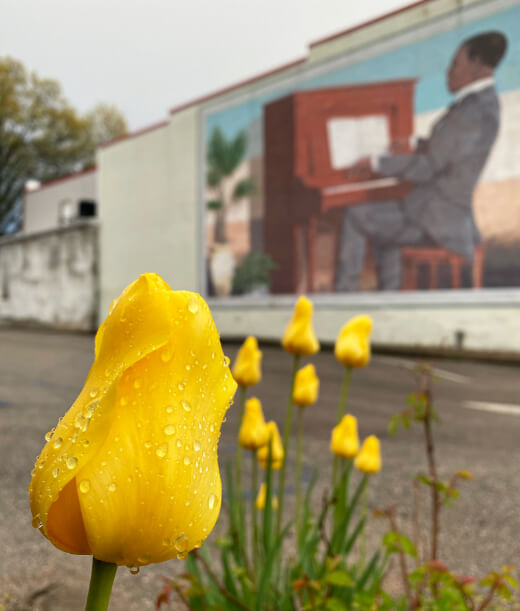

{"left": 232, "top": 336, "right": 262, "bottom": 387}
{"left": 239, "top": 397, "right": 269, "bottom": 451}
{"left": 257, "top": 421, "right": 284, "bottom": 471}
{"left": 354, "top": 435, "right": 381, "bottom": 474}
{"left": 335, "top": 315, "right": 373, "bottom": 368}
{"left": 282, "top": 296, "right": 320, "bottom": 356}
{"left": 292, "top": 364, "right": 319, "bottom": 407}
{"left": 29, "top": 273, "right": 237, "bottom": 568}
{"left": 255, "top": 483, "right": 278, "bottom": 510}
{"left": 330, "top": 414, "right": 359, "bottom": 459}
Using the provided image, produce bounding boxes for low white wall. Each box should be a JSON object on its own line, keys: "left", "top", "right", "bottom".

{"left": 0, "top": 222, "right": 98, "bottom": 331}
{"left": 210, "top": 291, "right": 520, "bottom": 357}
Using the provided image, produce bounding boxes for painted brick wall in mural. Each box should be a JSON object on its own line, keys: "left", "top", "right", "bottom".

{"left": 204, "top": 3, "right": 520, "bottom": 296}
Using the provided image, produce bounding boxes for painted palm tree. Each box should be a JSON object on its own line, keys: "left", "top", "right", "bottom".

{"left": 207, "top": 127, "right": 255, "bottom": 244}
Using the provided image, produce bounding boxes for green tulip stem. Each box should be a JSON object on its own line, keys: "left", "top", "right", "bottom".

{"left": 85, "top": 557, "right": 117, "bottom": 611}
{"left": 251, "top": 451, "right": 259, "bottom": 572}
{"left": 235, "top": 385, "right": 247, "bottom": 559}
{"left": 235, "top": 385, "right": 248, "bottom": 496}
{"left": 332, "top": 367, "right": 352, "bottom": 491}
{"left": 277, "top": 354, "right": 300, "bottom": 537}
{"left": 360, "top": 476, "right": 369, "bottom": 568}
{"left": 295, "top": 406, "right": 305, "bottom": 531}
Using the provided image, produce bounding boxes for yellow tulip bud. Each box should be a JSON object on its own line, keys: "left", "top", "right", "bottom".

{"left": 239, "top": 397, "right": 269, "bottom": 451}
{"left": 232, "top": 336, "right": 262, "bottom": 387}
{"left": 354, "top": 435, "right": 381, "bottom": 474}
{"left": 28, "top": 273, "right": 237, "bottom": 568}
{"left": 334, "top": 315, "right": 373, "bottom": 368}
{"left": 255, "top": 483, "right": 278, "bottom": 510}
{"left": 257, "top": 421, "right": 284, "bottom": 471}
{"left": 282, "top": 296, "right": 320, "bottom": 356}
{"left": 292, "top": 364, "right": 319, "bottom": 407}
{"left": 330, "top": 414, "right": 360, "bottom": 459}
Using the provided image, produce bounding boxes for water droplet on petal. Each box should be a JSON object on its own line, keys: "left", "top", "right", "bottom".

{"left": 79, "top": 479, "right": 90, "bottom": 494}
{"left": 210, "top": 424, "right": 215, "bottom": 433}
{"left": 161, "top": 348, "right": 172, "bottom": 363}
{"left": 156, "top": 443, "right": 168, "bottom": 458}
{"left": 185, "top": 364, "right": 191, "bottom": 371}
{"left": 32, "top": 516, "right": 42, "bottom": 529}
{"left": 177, "top": 551, "right": 188, "bottom": 560}
{"left": 133, "top": 379, "right": 142, "bottom": 390}
{"left": 45, "top": 430, "right": 53, "bottom": 442}
{"left": 66, "top": 457, "right": 78, "bottom": 470}
{"left": 178, "top": 382, "right": 185, "bottom": 392}
{"left": 52, "top": 468, "right": 60, "bottom": 478}
{"left": 90, "top": 388, "right": 98, "bottom": 398}
{"left": 164, "top": 425, "right": 176, "bottom": 436}
{"left": 188, "top": 300, "right": 199, "bottom": 314}
{"left": 182, "top": 400, "right": 191, "bottom": 412}
{"left": 53, "top": 437, "right": 63, "bottom": 449}
{"left": 129, "top": 567, "right": 140, "bottom": 575}
{"left": 183, "top": 456, "right": 191, "bottom": 466}
{"left": 144, "top": 441, "right": 152, "bottom": 449}
{"left": 120, "top": 396, "right": 128, "bottom": 406}
{"left": 208, "top": 494, "right": 216, "bottom": 510}
{"left": 194, "top": 540, "right": 203, "bottom": 549}
{"left": 108, "top": 483, "right": 117, "bottom": 492}
{"left": 223, "top": 356, "right": 230, "bottom": 366}
{"left": 165, "top": 405, "right": 174, "bottom": 414}
{"left": 162, "top": 537, "right": 171, "bottom": 547}
{"left": 193, "top": 441, "right": 201, "bottom": 452}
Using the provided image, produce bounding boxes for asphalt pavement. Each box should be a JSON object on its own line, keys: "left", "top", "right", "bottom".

{"left": 1, "top": 328, "right": 519, "bottom": 610}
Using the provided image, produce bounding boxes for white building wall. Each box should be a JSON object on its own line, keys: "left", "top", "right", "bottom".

{"left": 0, "top": 222, "right": 97, "bottom": 330}
{"left": 24, "top": 170, "right": 97, "bottom": 234}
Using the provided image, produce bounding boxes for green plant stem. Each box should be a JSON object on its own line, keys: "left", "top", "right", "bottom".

{"left": 360, "top": 478, "right": 369, "bottom": 568}
{"left": 85, "top": 558, "right": 117, "bottom": 611}
{"left": 332, "top": 367, "right": 352, "bottom": 490}
{"left": 235, "top": 385, "right": 248, "bottom": 556}
{"left": 251, "top": 450, "right": 259, "bottom": 573}
{"left": 295, "top": 407, "right": 305, "bottom": 530}
{"left": 277, "top": 354, "right": 300, "bottom": 536}
{"left": 235, "top": 385, "right": 248, "bottom": 499}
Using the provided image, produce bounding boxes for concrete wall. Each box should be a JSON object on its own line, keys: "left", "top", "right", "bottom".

{"left": 210, "top": 292, "right": 520, "bottom": 358}
{"left": 0, "top": 222, "right": 98, "bottom": 330}
{"left": 24, "top": 169, "right": 97, "bottom": 234}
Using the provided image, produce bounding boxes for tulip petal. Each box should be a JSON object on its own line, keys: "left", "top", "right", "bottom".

{"left": 76, "top": 291, "right": 235, "bottom": 566}
{"left": 30, "top": 274, "right": 178, "bottom": 551}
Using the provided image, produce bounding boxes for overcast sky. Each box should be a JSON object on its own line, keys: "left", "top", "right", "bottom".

{"left": 2, "top": 0, "right": 410, "bottom": 131}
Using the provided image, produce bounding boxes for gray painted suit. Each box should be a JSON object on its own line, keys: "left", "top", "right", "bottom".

{"left": 335, "top": 86, "right": 500, "bottom": 291}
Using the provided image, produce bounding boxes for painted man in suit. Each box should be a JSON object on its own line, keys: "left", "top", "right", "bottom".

{"left": 335, "top": 31, "right": 508, "bottom": 291}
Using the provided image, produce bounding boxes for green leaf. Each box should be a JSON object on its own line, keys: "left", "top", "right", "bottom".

{"left": 207, "top": 199, "right": 222, "bottom": 210}
{"left": 325, "top": 597, "right": 349, "bottom": 611}
{"left": 326, "top": 571, "right": 355, "bottom": 587}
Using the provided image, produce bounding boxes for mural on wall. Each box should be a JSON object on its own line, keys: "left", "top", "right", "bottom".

{"left": 204, "top": 4, "right": 520, "bottom": 296}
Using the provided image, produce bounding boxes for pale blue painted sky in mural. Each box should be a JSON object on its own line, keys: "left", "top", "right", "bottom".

{"left": 206, "top": 4, "right": 520, "bottom": 148}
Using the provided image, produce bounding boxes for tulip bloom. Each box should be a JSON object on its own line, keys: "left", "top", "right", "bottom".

{"left": 29, "top": 273, "right": 237, "bottom": 568}
{"left": 255, "top": 483, "right": 278, "bottom": 510}
{"left": 232, "top": 336, "right": 262, "bottom": 387}
{"left": 292, "top": 364, "right": 319, "bottom": 407}
{"left": 354, "top": 435, "right": 381, "bottom": 474}
{"left": 257, "top": 421, "right": 284, "bottom": 471}
{"left": 330, "top": 414, "right": 360, "bottom": 459}
{"left": 335, "top": 315, "right": 373, "bottom": 368}
{"left": 282, "top": 296, "right": 320, "bottom": 356}
{"left": 239, "top": 397, "right": 269, "bottom": 451}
